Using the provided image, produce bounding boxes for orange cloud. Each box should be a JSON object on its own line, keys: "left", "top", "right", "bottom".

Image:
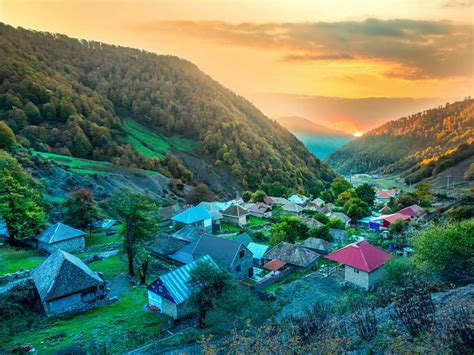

{"left": 136, "top": 18, "right": 474, "bottom": 80}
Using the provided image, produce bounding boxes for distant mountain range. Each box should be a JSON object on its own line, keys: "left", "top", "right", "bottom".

{"left": 275, "top": 116, "right": 352, "bottom": 159}
{"left": 253, "top": 93, "right": 455, "bottom": 133}
{"left": 327, "top": 99, "right": 474, "bottom": 182}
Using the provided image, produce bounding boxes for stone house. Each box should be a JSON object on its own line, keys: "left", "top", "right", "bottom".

{"left": 222, "top": 205, "right": 249, "bottom": 226}
{"left": 170, "top": 234, "right": 254, "bottom": 279}
{"left": 325, "top": 241, "right": 392, "bottom": 291}
{"left": 35, "top": 223, "right": 86, "bottom": 253}
{"left": 300, "top": 237, "right": 332, "bottom": 255}
{"left": 147, "top": 256, "right": 218, "bottom": 319}
{"left": 31, "top": 250, "right": 107, "bottom": 316}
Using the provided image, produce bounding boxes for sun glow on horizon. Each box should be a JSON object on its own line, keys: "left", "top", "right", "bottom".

{"left": 353, "top": 132, "right": 363, "bottom": 137}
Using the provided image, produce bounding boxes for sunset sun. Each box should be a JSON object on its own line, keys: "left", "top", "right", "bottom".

{"left": 353, "top": 132, "right": 363, "bottom": 137}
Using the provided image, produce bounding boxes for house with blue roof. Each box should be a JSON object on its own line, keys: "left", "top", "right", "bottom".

{"left": 147, "top": 255, "right": 218, "bottom": 319}
{"left": 171, "top": 205, "right": 212, "bottom": 231}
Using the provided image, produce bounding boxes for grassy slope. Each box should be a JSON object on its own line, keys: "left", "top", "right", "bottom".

{"left": 32, "top": 151, "right": 112, "bottom": 175}
{"left": 3, "top": 288, "right": 169, "bottom": 353}
{"left": 0, "top": 246, "right": 46, "bottom": 274}
{"left": 123, "top": 119, "right": 200, "bottom": 159}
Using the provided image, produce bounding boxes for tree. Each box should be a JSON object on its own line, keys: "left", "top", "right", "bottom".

{"left": 261, "top": 182, "right": 288, "bottom": 197}
{"left": 355, "top": 183, "right": 376, "bottom": 206}
{"left": 0, "top": 153, "right": 46, "bottom": 243}
{"left": 414, "top": 182, "right": 433, "bottom": 207}
{"left": 252, "top": 190, "right": 266, "bottom": 203}
{"left": 414, "top": 219, "right": 473, "bottom": 279}
{"left": 390, "top": 193, "right": 418, "bottom": 211}
{"left": 111, "top": 189, "right": 158, "bottom": 276}
{"left": 189, "top": 261, "right": 232, "bottom": 327}
{"left": 331, "top": 177, "right": 351, "bottom": 196}
{"left": 310, "top": 225, "right": 331, "bottom": 241}
{"left": 389, "top": 218, "right": 405, "bottom": 234}
{"left": 185, "top": 183, "right": 213, "bottom": 205}
{"left": 270, "top": 217, "right": 309, "bottom": 245}
{"left": 62, "top": 188, "right": 101, "bottom": 229}
{"left": 0, "top": 121, "right": 16, "bottom": 150}
{"left": 242, "top": 191, "right": 252, "bottom": 202}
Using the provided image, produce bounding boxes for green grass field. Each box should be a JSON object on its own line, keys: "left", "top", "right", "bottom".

{"left": 0, "top": 246, "right": 46, "bottom": 275}
{"left": 220, "top": 223, "right": 242, "bottom": 233}
{"left": 32, "top": 151, "right": 112, "bottom": 175}
{"left": 248, "top": 216, "right": 269, "bottom": 227}
{"left": 2, "top": 288, "right": 170, "bottom": 353}
{"left": 123, "top": 119, "right": 200, "bottom": 159}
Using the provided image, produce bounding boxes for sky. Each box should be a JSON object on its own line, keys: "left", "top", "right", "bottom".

{"left": 1, "top": 0, "right": 473, "bottom": 134}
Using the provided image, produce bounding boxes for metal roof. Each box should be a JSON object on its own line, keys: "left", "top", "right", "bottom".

{"left": 147, "top": 255, "right": 217, "bottom": 305}
{"left": 247, "top": 242, "right": 269, "bottom": 259}
{"left": 171, "top": 205, "right": 212, "bottom": 224}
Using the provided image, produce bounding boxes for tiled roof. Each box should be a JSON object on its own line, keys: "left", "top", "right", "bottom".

{"left": 325, "top": 241, "right": 392, "bottom": 272}
{"left": 398, "top": 204, "right": 421, "bottom": 217}
{"left": 282, "top": 203, "right": 304, "bottom": 213}
{"left": 222, "top": 204, "right": 248, "bottom": 218}
{"left": 147, "top": 255, "right": 217, "bottom": 305}
{"left": 301, "top": 237, "right": 331, "bottom": 252}
{"left": 149, "top": 234, "right": 188, "bottom": 257}
{"left": 171, "top": 205, "right": 212, "bottom": 224}
{"left": 376, "top": 189, "right": 399, "bottom": 198}
{"left": 262, "top": 259, "right": 287, "bottom": 271}
{"left": 263, "top": 242, "right": 319, "bottom": 268}
{"left": 31, "top": 250, "right": 104, "bottom": 301}
{"left": 36, "top": 223, "right": 85, "bottom": 244}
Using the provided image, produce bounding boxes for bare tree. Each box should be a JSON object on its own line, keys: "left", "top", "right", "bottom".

{"left": 352, "top": 305, "right": 377, "bottom": 341}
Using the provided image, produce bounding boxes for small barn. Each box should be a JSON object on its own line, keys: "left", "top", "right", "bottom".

{"left": 35, "top": 223, "right": 86, "bottom": 253}
{"left": 147, "top": 255, "right": 217, "bottom": 319}
{"left": 31, "top": 250, "right": 107, "bottom": 316}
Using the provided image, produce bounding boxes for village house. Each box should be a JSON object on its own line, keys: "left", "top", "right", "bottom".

{"left": 222, "top": 204, "right": 249, "bottom": 226}
{"left": 31, "top": 250, "right": 107, "bottom": 316}
{"left": 398, "top": 204, "right": 422, "bottom": 218}
{"left": 329, "top": 228, "right": 349, "bottom": 243}
{"left": 288, "top": 194, "right": 309, "bottom": 205}
{"left": 300, "top": 216, "right": 324, "bottom": 230}
{"left": 300, "top": 237, "right": 332, "bottom": 255}
{"left": 264, "top": 196, "right": 290, "bottom": 206}
{"left": 198, "top": 202, "right": 224, "bottom": 231}
{"left": 325, "top": 241, "right": 392, "bottom": 291}
{"left": 375, "top": 189, "right": 399, "bottom": 203}
{"left": 247, "top": 242, "right": 270, "bottom": 267}
{"left": 373, "top": 212, "right": 411, "bottom": 228}
{"left": 147, "top": 255, "right": 217, "bottom": 319}
{"left": 263, "top": 242, "right": 319, "bottom": 270}
{"left": 35, "top": 223, "right": 86, "bottom": 253}
{"left": 158, "top": 204, "right": 188, "bottom": 226}
{"left": 171, "top": 205, "right": 212, "bottom": 231}
{"left": 248, "top": 203, "right": 272, "bottom": 218}
{"left": 320, "top": 203, "right": 335, "bottom": 214}
{"left": 282, "top": 202, "right": 304, "bottom": 215}
{"left": 170, "top": 234, "right": 254, "bottom": 279}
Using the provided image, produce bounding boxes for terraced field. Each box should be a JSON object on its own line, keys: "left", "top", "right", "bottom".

{"left": 123, "top": 119, "right": 200, "bottom": 159}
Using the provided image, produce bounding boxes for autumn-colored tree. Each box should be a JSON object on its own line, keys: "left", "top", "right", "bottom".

{"left": 62, "top": 188, "right": 101, "bottom": 229}
{"left": 0, "top": 121, "right": 16, "bottom": 150}
{"left": 185, "top": 184, "right": 214, "bottom": 205}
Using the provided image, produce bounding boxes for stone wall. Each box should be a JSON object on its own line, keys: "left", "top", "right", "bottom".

{"left": 38, "top": 236, "right": 85, "bottom": 254}
{"left": 344, "top": 265, "right": 370, "bottom": 290}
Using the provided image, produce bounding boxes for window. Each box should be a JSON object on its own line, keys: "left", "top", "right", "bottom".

{"left": 236, "top": 264, "right": 241, "bottom": 272}
{"left": 239, "top": 250, "right": 245, "bottom": 258}
{"left": 248, "top": 268, "right": 253, "bottom": 277}
{"left": 353, "top": 268, "right": 359, "bottom": 273}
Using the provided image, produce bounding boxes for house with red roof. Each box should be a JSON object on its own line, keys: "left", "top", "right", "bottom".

{"left": 398, "top": 204, "right": 421, "bottom": 218}
{"left": 325, "top": 241, "right": 392, "bottom": 290}
{"left": 375, "top": 189, "right": 399, "bottom": 202}
{"left": 374, "top": 213, "right": 411, "bottom": 228}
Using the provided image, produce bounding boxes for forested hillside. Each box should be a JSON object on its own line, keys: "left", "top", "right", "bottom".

{"left": 327, "top": 99, "right": 474, "bottom": 178}
{"left": 0, "top": 23, "right": 336, "bottom": 191}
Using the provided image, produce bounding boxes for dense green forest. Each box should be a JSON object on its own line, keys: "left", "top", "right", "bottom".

{"left": 0, "top": 23, "right": 336, "bottom": 190}
{"left": 327, "top": 99, "right": 474, "bottom": 176}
